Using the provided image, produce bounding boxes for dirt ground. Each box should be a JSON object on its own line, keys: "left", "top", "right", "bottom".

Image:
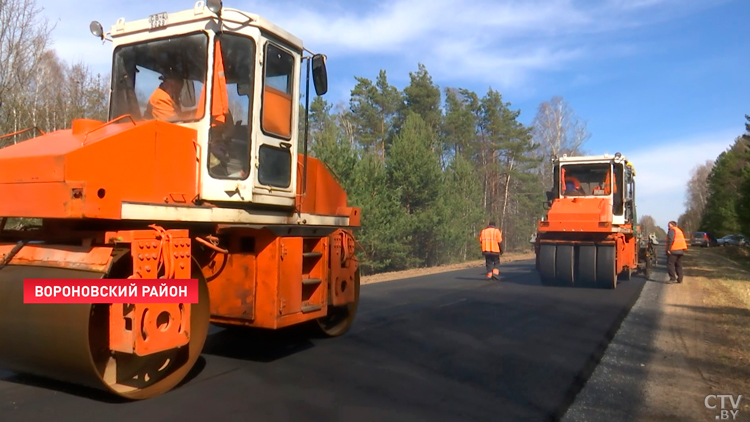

{"left": 636, "top": 247, "right": 750, "bottom": 421}
{"left": 360, "top": 251, "right": 536, "bottom": 285}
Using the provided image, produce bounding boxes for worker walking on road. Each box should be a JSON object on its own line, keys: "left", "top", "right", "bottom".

{"left": 480, "top": 221, "right": 503, "bottom": 280}
{"left": 666, "top": 221, "right": 688, "bottom": 283}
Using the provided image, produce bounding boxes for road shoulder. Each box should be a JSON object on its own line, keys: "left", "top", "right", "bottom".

{"left": 562, "top": 248, "right": 750, "bottom": 422}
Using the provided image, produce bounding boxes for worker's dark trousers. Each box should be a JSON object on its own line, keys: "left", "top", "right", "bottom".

{"left": 484, "top": 253, "right": 500, "bottom": 279}
{"left": 667, "top": 253, "right": 684, "bottom": 282}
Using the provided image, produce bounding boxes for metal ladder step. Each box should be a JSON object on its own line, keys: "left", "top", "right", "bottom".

{"left": 302, "top": 278, "right": 322, "bottom": 286}
{"left": 303, "top": 252, "right": 323, "bottom": 259}
{"left": 301, "top": 304, "right": 323, "bottom": 313}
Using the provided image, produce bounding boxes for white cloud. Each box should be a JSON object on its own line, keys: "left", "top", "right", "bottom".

{"left": 34, "top": 0, "right": 724, "bottom": 91}
{"left": 627, "top": 129, "right": 738, "bottom": 229}
{"left": 244, "top": 0, "right": 722, "bottom": 91}
{"left": 427, "top": 40, "right": 587, "bottom": 87}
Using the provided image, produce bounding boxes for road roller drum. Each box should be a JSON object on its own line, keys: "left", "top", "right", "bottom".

{"left": 0, "top": 264, "right": 211, "bottom": 400}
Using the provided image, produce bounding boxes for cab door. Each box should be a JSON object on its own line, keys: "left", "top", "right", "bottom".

{"left": 199, "top": 32, "right": 257, "bottom": 203}
{"left": 251, "top": 38, "right": 299, "bottom": 207}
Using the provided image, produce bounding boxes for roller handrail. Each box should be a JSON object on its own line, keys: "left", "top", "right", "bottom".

{"left": 0, "top": 126, "right": 46, "bottom": 143}
{"left": 83, "top": 114, "right": 137, "bottom": 144}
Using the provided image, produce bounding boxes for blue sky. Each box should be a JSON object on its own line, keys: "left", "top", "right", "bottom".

{"left": 37, "top": 0, "right": 750, "bottom": 229}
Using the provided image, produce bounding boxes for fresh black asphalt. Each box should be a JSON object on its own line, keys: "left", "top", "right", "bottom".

{"left": 0, "top": 258, "right": 647, "bottom": 422}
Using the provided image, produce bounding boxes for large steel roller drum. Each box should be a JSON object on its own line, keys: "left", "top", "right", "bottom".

{"left": 0, "top": 264, "right": 210, "bottom": 400}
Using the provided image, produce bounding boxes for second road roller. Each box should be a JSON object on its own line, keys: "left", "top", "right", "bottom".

{"left": 533, "top": 152, "right": 644, "bottom": 289}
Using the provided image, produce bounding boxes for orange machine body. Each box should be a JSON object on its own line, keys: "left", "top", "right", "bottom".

{"left": 0, "top": 117, "right": 360, "bottom": 347}
{"left": 0, "top": 119, "right": 198, "bottom": 219}
{"left": 0, "top": 118, "right": 359, "bottom": 224}
{"left": 533, "top": 154, "right": 639, "bottom": 288}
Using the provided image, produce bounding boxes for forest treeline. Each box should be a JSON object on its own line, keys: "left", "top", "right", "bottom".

{"left": 678, "top": 115, "right": 750, "bottom": 239}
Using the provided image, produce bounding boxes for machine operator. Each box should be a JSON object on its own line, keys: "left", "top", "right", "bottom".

{"left": 144, "top": 74, "right": 191, "bottom": 122}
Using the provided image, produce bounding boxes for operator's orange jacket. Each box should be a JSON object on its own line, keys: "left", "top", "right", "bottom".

{"left": 147, "top": 87, "right": 179, "bottom": 120}
{"left": 667, "top": 226, "right": 688, "bottom": 251}
{"left": 480, "top": 226, "right": 503, "bottom": 254}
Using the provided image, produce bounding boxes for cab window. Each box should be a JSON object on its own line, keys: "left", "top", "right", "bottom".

{"left": 110, "top": 32, "right": 208, "bottom": 122}
{"left": 206, "top": 33, "right": 255, "bottom": 180}
{"left": 261, "top": 43, "right": 294, "bottom": 139}
{"left": 560, "top": 163, "right": 612, "bottom": 197}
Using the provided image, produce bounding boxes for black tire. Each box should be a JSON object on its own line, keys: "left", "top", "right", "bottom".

{"left": 539, "top": 244, "right": 557, "bottom": 285}
{"left": 578, "top": 245, "right": 597, "bottom": 287}
{"left": 596, "top": 245, "right": 617, "bottom": 289}
{"left": 555, "top": 244, "right": 575, "bottom": 286}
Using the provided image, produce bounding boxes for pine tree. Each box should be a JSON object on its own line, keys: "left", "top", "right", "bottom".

{"left": 387, "top": 112, "right": 444, "bottom": 266}
{"left": 700, "top": 136, "right": 750, "bottom": 236}
{"left": 348, "top": 70, "right": 401, "bottom": 162}
{"left": 399, "top": 63, "right": 442, "bottom": 140}
{"left": 737, "top": 115, "right": 750, "bottom": 235}
{"left": 350, "top": 152, "right": 410, "bottom": 273}
{"left": 441, "top": 87, "right": 476, "bottom": 161}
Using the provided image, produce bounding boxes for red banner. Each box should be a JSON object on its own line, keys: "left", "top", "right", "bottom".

{"left": 23, "top": 279, "right": 200, "bottom": 304}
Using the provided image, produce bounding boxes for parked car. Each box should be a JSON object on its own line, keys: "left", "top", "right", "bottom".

{"left": 691, "top": 231, "right": 717, "bottom": 247}
{"left": 717, "top": 234, "right": 749, "bottom": 247}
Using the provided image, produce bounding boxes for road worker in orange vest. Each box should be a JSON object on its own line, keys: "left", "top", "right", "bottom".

{"left": 666, "top": 220, "right": 688, "bottom": 283}
{"left": 480, "top": 221, "right": 503, "bottom": 280}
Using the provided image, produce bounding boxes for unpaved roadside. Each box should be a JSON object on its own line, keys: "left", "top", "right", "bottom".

{"left": 562, "top": 247, "right": 749, "bottom": 422}
{"left": 633, "top": 247, "right": 749, "bottom": 421}
{"left": 634, "top": 247, "right": 750, "bottom": 422}
{"left": 360, "top": 251, "right": 536, "bottom": 285}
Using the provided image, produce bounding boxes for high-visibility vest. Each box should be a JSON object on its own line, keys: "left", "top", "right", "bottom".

{"left": 146, "top": 88, "right": 176, "bottom": 120}
{"left": 480, "top": 226, "right": 503, "bottom": 253}
{"left": 669, "top": 227, "right": 688, "bottom": 251}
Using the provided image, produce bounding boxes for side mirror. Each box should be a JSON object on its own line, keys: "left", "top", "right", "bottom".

{"left": 545, "top": 191, "right": 555, "bottom": 202}
{"left": 311, "top": 54, "right": 328, "bottom": 96}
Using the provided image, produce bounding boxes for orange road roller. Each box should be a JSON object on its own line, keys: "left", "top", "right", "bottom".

{"left": 0, "top": 1, "right": 361, "bottom": 400}
{"left": 533, "top": 153, "right": 641, "bottom": 289}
